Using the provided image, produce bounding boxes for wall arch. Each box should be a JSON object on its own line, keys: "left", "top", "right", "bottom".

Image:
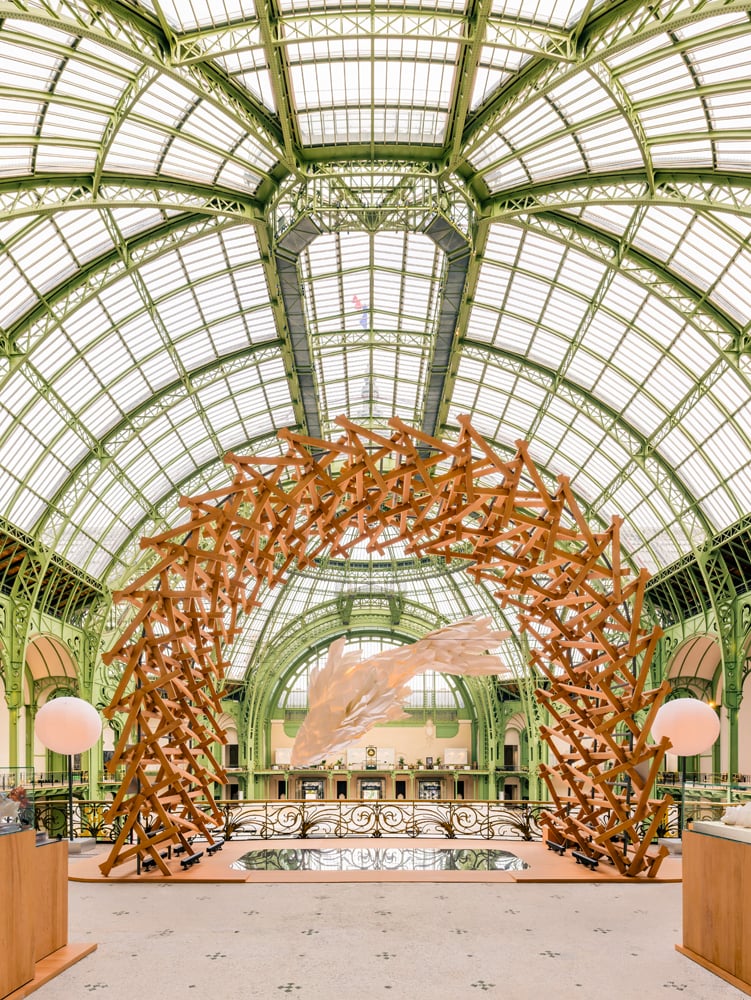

{"left": 262, "top": 629, "right": 480, "bottom": 771}
{"left": 666, "top": 634, "right": 722, "bottom": 700}
{"left": 665, "top": 634, "right": 725, "bottom": 777}
{"left": 25, "top": 633, "right": 77, "bottom": 689}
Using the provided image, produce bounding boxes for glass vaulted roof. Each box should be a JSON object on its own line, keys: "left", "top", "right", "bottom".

{"left": 2, "top": 1, "right": 751, "bottom": 676}
{"left": 300, "top": 230, "right": 444, "bottom": 434}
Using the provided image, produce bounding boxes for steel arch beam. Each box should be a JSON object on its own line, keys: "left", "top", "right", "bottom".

{"left": 0, "top": 174, "right": 262, "bottom": 227}
{"left": 481, "top": 169, "right": 751, "bottom": 222}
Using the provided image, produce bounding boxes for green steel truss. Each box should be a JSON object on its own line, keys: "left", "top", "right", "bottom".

{"left": 2, "top": 0, "right": 751, "bottom": 776}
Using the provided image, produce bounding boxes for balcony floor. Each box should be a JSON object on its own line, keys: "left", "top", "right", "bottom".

{"left": 67, "top": 838, "right": 682, "bottom": 885}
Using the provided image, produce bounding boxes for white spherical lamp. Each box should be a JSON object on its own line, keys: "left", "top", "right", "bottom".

{"left": 652, "top": 697, "right": 720, "bottom": 834}
{"left": 35, "top": 697, "right": 102, "bottom": 840}
{"left": 35, "top": 697, "right": 102, "bottom": 755}
{"left": 652, "top": 697, "right": 720, "bottom": 756}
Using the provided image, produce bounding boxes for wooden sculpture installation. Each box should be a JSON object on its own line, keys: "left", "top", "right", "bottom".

{"left": 290, "top": 616, "right": 509, "bottom": 766}
{"left": 100, "top": 414, "right": 671, "bottom": 877}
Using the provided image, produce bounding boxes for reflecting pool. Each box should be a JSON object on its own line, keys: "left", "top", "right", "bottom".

{"left": 231, "top": 847, "right": 529, "bottom": 872}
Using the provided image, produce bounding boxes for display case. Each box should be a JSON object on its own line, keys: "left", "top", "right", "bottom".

{"left": 0, "top": 768, "right": 35, "bottom": 835}
{"left": 359, "top": 778, "right": 384, "bottom": 800}
{"left": 298, "top": 778, "right": 325, "bottom": 800}
{"left": 418, "top": 779, "right": 442, "bottom": 800}
{"left": 678, "top": 828, "right": 751, "bottom": 993}
{"left": 0, "top": 828, "right": 96, "bottom": 999}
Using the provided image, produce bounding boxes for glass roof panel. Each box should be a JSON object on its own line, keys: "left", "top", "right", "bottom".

{"left": 299, "top": 230, "right": 443, "bottom": 435}
{"left": 1, "top": 0, "right": 751, "bottom": 618}
{"left": 0, "top": 205, "right": 291, "bottom": 572}
{"left": 282, "top": 9, "right": 461, "bottom": 146}
{"left": 469, "top": 62, "right": 645, "bottom": 187}
{"left": 489, "top": 0, "right": 581, "bottom": 24}
{"left": 141, "top": 0, "right": 249, "bottom": 30}
{"left": 471, "top": 6, "right": 751, "bottom": 192}
{"left": 470, "top": 1, "right": 587, "bottom": 110}
{"left": 465, "top": 217, "right": 751, "bottom": 546}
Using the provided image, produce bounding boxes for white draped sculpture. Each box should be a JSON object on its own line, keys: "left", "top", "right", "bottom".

{"left": 290, "top": 616, "right": 509, "bottom": 766}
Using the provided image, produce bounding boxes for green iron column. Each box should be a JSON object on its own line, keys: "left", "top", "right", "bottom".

{"left": 80, "top": 627, "right": 103, "bottom": 798}
{"left": 716, "top": 596, "right": 743, "bottom": 780}
{"left": 3, "top": 600, "right": 30, "bottom": 770}
{"left": 487, "top": 756, "right": 497, "bottom": 801}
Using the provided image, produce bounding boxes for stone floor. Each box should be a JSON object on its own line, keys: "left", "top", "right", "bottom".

{"left": 30, "top": 846, "right": 745, "bottom": 1000}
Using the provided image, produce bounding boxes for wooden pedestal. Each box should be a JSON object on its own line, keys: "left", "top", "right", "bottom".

{"left": 30, "top": 839, "right": 68, "bottom": 962}
{"left": 0, "top": 832, "right": 35, "bottom": 999}
{"left": 677, "top": 828, "right": 751, "bottom": 995}
{"left": 0, "top": 832, "right": 96, "bottom": 1000}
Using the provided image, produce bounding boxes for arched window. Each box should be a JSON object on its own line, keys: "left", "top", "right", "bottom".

{"left": 281, "top": 636, "right": 403, "bottom": 713}
{"left": 279, "top": 637, "right": 467, "bottom": 717}
{"left": 404, "top": 671, "right": 463, "bottom": 715}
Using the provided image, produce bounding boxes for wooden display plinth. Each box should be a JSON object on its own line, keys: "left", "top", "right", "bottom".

{"left": 0, "top": 832, "right": 34, "bottom": 999}
{"left": 0, "top": 831, "right": 96, "bottom": 999}
{"left": 677, "top": 829, "right": 751, "bottom": 995}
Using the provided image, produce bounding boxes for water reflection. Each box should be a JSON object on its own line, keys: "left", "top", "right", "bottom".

{"left": 232, "top": 847, "right": 529, "bottom": 872}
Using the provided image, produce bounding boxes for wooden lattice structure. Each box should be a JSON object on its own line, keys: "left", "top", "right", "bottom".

{"left": 100, "top": 415, "right": 671, "bottom": 877}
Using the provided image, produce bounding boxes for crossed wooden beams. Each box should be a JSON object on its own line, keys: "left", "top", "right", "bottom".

{"left": 100, "top": 415, "right": 670, "bottom": 878}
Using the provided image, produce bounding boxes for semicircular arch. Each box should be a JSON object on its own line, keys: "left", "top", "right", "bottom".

{"left": 24, "top": 633, "right": 78, "bottom": 689}
{"left": 665, "top": 634, "right": 722, "bottom": 701}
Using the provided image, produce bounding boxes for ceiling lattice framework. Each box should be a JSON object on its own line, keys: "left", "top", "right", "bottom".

{"left": 101, "top": 416, "right": 670, "bottom": 877}
{"left": 0, "top": 1, "right": 750, "bottom": 667}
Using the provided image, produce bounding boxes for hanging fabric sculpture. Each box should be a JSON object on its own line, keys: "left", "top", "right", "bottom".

{"left": 290, "top": 615, "right": 509, "bottom": 765}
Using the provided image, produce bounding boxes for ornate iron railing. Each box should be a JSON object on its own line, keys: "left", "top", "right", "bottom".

{"left": 214, "top": 799, "right": 547, "bottom": 841}
{"left": 34, "top": 798, "right": 126, "bottom": 842}
{"left": 0, "top": 769, "right": 35, "bottom": 790}
{"left": 658, "top": 772, "right": 750, "bottom": 788}
{"left": 31, "top": 797, "right": 546, "bottom": 842}
{"left": 34, "top": 796, "right": 736, "bottom": 844}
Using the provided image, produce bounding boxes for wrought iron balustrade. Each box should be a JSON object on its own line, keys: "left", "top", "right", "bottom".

{"left": 33, "top": 798, "right": 126, "bottom": 842}
{"left": 214, "top": 799, "right": 546, "bottom": 842}
{"left": 33, "top": 795, "right": 741, "bottom": 846}
{"left": 36, "top": 770, "right": 88, "bottom": 787}
{"left": 30, "top": 797, "right": 546, "bottom": 843}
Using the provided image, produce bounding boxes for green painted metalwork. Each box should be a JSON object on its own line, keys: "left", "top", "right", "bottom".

{"left": 0, "top": 174, "right": 256, "bottom": 223}
{"left": 461, "top": 0, "right": 751, "bottom": 168}
{"left": 1, "top": 0, "right": 751, "bottom": 799}
{"left": 100, "top": 426, "right": 292, "bottom": 590}
{"left": 271, "top": 163, "right": 475, "bottom": 242}
{"left": 482, "top": 170, "right": 751, "bottom": 222}
{"left": 441, "top": 0, "right": 491, "bottom": 173}
{"left": 38, "top": 343, "right": 285, "bottom": 543}
{"left": 522, "top": 204, "right": 650, "bottom": 444}
{"left": 3, "top": 213, "right": 237, "bottom": 367}
{"left": 1, "top": 0, "right": 285, "bottom": 164}
{"left": 525, "top": 210, "right": 744, "bottom": 347}
{"left": 254, "top": 0, "right": 303, "bottom": 170}
{"left": 457, "top": 340, "right": 713, "bottom": 546}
